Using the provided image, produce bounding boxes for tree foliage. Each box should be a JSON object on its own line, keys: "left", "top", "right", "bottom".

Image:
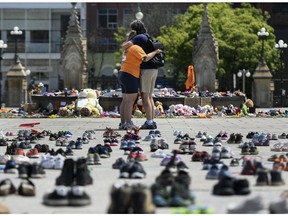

{"left": 158, "top": 3, "right": 280, "bottom": 91}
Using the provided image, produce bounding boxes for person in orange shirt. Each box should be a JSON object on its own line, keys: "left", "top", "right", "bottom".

{"left": 118, "top": 30, "right": 162, "bottom": 130}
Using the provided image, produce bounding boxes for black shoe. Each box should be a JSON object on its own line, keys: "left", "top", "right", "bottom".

{"left": 56, "top": 148, "right": 66, "bottom": 157}
{"left": 119, "top": 162, "right": 133, "bottom": 178}
{"left": 30, "top": 163, "right": 46, "bottom": 178}
{"left": 76, "top": 158, "right": 93, "bottom": 186}
{"left": 130, "top": 161, "right": 146, "bottom": 179}
{"left": 156, "top": 169, "right": 174, "bottom": 186}
{"left": 130, "top": 183, "right": 155, "bottom": 213}
{"left": 212, "top": 176, "right": 235, "bottom": 196}
{"left": 43, "top": 186, "right": 69, "bottom": 206}
{"left": 18, "top": 162, "right": 30, "bottom": 179}
{"left": 140, "top": 121, "right": 156, "bottom": 130}
{"left": 235, "top": 133, "right": 243, "bottom": 143}
{"left": 177, "top": 161, "right": 189, "bottom": 172}
{"left": 233, "top": 179, "right": 250, "bottom": 195}
{"left": 56, "top": 158, "right": 75, "bottom": 186}
{"left": 112, "top": 158, "right": 126, "bottom": 169}
{"left": 175, "top": 170, "right": 191, "bottom": 186}
{"left": 65, "top": 147, "right": 74, "bottom": 156}
{"left": 270, "top": 169, "right": 285, "bottom": 186}
{"left": 107, "top": 183, "right": 131, "bottom": 213}
{"left": 256, "top": 169, "right": 270, "bottom": 186}
{"left": 68, "top": 185, "right": 91, "bottom": 206}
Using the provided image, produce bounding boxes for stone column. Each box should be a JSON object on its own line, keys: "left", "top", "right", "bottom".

{"left": 6, "top": 56, "right": 27, "bottom": 107}
{"left": 252, "top": 62, "right": 274, "bottom": 108}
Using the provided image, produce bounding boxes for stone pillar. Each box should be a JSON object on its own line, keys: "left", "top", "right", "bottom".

{"left": 252, "top": 62, "right": 274, "bottom": 108}
{"left": 6, "top": 56, "right": 27, "bottom": 107}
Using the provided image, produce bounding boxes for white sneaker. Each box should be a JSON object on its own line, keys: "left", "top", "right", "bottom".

{"left": 40, "top": 154, "right": 55, "bottom": 169}
{"left": 54, "top": 154, "right": 65, "bottom": 169}
{"left": 12, "top": 155, "right": 30, "bottom": 164}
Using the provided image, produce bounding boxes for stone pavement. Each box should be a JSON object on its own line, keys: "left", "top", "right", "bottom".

{"left": 0, "top": 116, "right": 288, "bottom": 214}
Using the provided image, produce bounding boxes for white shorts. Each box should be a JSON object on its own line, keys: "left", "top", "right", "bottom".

{"left": 140, "top": 69, "right": 158, "bottom": 93}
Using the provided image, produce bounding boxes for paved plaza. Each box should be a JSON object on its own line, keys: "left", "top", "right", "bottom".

{"left": 0, "top": 116, "right": 288, "bottom": 214}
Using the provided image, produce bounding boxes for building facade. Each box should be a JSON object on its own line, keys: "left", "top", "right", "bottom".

{"left": 0, "top": 2, "right": 85, "bottom": 104}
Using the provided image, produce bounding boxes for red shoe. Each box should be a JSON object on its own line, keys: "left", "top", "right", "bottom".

{"left": 26, "top": 148, "right": 39, "bottom": 158}
{"left": 15, "top": 148, "right": 25, "bottom": 156}
{"left": 135, "top": 151, "right": 148, "bottom": 161}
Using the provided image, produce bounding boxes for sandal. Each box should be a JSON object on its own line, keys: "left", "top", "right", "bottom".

{"left": 0, "top": 178, "right": 16, "bottom": 196}
{"left": 18, "top": 179, "right": 36, "bottom": 196}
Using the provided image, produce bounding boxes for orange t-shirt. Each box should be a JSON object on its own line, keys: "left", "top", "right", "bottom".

{"left": 120, "top": 45, "right": 147, "bottom": 78}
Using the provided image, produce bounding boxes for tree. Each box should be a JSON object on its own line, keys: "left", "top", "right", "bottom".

{"left": 157, "top": 3, "right": 280, "bottom": 92}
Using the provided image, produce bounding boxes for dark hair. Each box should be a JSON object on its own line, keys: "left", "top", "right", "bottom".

{"left": 130, "top": 20, "right": 147, "bottom": 34}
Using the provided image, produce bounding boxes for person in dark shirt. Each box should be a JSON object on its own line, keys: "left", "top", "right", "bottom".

{"left": 122, "top": 20, "right": 159, "bottom": 129}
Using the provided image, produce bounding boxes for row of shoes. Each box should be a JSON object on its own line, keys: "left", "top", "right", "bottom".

{"left": 107, "top": 183, "right": 155, "bottom": 213}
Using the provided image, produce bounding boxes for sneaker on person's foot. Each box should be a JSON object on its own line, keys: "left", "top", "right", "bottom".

{"left": 140, "top": 121, "right": 156, "bottom": 130}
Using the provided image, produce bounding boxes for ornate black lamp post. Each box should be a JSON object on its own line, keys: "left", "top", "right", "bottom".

{"left": 275, "top": 39, "right": 287, "bottom": 107}
{"left": 257, "top": 27, "right": 269, "bottom": 64}
{"left": 10, "top": 26, "right": 22, "bottom": 60}
{"left": 0, "top": 40, "right": 7, "bottom": 108}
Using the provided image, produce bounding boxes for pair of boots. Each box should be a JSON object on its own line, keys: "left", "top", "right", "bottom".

{"left": 107, "top": 183, "right": 155, "bottom": 214}
{"left": 55, "top": 158, "right": 93, "bottom": 186}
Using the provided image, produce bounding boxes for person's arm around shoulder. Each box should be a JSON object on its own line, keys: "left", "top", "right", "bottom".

{"left": 142, "top": 49, "right": 162, "bottom": 62}
{"left": 121, "top": 41, "right": 133, "bottom": 50}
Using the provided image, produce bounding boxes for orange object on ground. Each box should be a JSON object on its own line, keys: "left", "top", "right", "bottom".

{"left": 185, "top": 65, "right": 195, "bottom": 91}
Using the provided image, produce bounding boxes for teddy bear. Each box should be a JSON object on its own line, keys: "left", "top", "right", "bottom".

{"left": 75, "top": 88, "right": 103, "bottom": 116}
{"left": 155, "top": 101, "right": 164, "bottom": 116}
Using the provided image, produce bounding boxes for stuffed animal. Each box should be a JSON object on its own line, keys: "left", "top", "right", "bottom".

{"left": 155, "top": 101, "right": 164, "bottom": 116}
{"left": 75, "top": 88, "right": 103, "bottom": 116}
